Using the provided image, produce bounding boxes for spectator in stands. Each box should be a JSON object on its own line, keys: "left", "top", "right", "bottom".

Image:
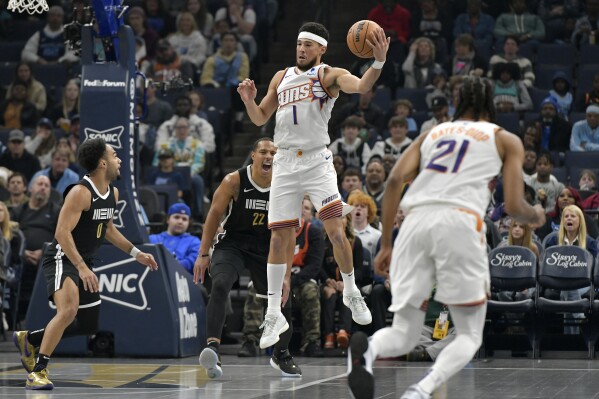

{"left": 62, "top": 114, "right": 81, "bottom": 158}
{"left": 367, "top": 0, "right": 411, "bottom": 43}
{"left": 188, "top": 90, "right": 208, "bottom": 120}
{"left": 372, "top": 116, "right": 412, "bottom": 162}
{"left": 328, "top": 116, "right": 372, "bottom": 174}
{"left": 348, "top": 191, "right": 381, "bottom": 264}
{"left": 522, "top": 122, "right": 541, "bottom": 153}
{"left": 207, "top": 18, "right": 245, "bottom": 55}
{"left": 362, "top": 158, "right": 386, "bottom": 217}
{"left": 523, "top": 145, "right": 538, "bottom": 176}
{"left": 579, "top": 169, "right": 597, "bottom": 192}
{"left": 330, "top": 87, "right": 386, "bottom": 141}
{"left": 382, "top": 154, "right": 397, "bottom": 176}
{"left": 340, "top": 168, "right": 363, "bottom": 201}
{"left": 4, "top": 172, "right": 28, "bottom": 210}
{"left": 4, "top": 62, "right": 47, "bottom": 113}
{"left": 144, "top": 38, "right": 195, "bottom": 83}
{"left": 488, "top": 35, "right": 535, "bottom": 87}
{"left": 494, "top": 0, "right": 546, "bottom": 46}
{"left": 445, "top": 34, "right": 487, "bottom": 77}
{"left": 291, "top": 215, "right": 325, "bottom": 357}
{"left": 143, "top": 84, "right": 174, "bottom": 129}
{"left": 149, "top": 202, "right": 200, "bottom": 274}
{"left": 544, "top": 204, "right": 597, "bottom": 334}
{"left": 0, "top": 130, "right": 41, "bottom": 182}
{"left": 153, "top": 117, "right": 205, "bottom": 220}
{"left": 452, "top": 0, "right": 495, "bottom": 45}
{"left": 25, "top": 118, "right": 56, "bottom": 169}
{"left": 10, "top": 175, "right": 60, "bottom": 323}
{"left": 538, "top": 96, "right": 572, "bottom": 152}
{"left": 579, "top": 73, "right": 599, "bottom": 111}
{"left": 448, "top": 75, "right": 464, "bottom": 117}
{"left": 537, "top": 186, "right": 599, "bottom": 239}
{"left": 0, "top": 82, "right": 39, "bottom": 129}
{"left": 420, "top": 96, "right": 450, "bottom": 135}
{"left": 47, "top": 78, "right": 80, "bottom": 131}
{"left": 320, "top": 213, "right": 363, "bottom": 350}
{"left": 333, "top": 155, "right": 346, "bottom": 189}
{"left": 524, "top": 150, "right": 565, "bottom": 213}
{"left": 549, "top": 71, "right": 573, "bottom": 120}
{"left": 410, "top": 0, "right": 453, "bottom": 62}
{"left": 21, "top": 6, "right": 78, "bottom": 65}
{"left": 538, "top": 0, "right": 581, "bottom": 43}
{"left": 147, "top": 148, "right": 186, "bottom": 199}
{"left": 388, "top": 99, "right": 418, "bottom": 134}
{"left": 143, "top": 0, "right": 176, "bottom": 37}
{"left": 214, "top": 0, "right": 257, "bottom": 60}
{"left": 570, "top": 104, "right": 599, "bottom": 151}
{"left": 184, "top": 0, "right": 214, "bottom": 39}
{"left": 156, "top": 95, "right": 215, "bottom": 154}
{"left": 127, "top": 6, "right": 159, "bottom": 59}
{"left": 29, "top": 148, "right": 79, "bottom": 195}
{"left": 571, "top": 0, "right": 599, "bottom": 47}
{"left": 491, "top": 62, "right": 533, "bottom": 113}
{"left": 402, "top": 37, "right": 444, "bottom": 89}
{"left": 498, "top": 220, "right": 540, "bottom": 257}
{"left": 425, "top": 70, "right": 450, "bottom": 109}
{"left": 168, "top": 11, "right": 208, "bottom": 70}
{"left": 490, "top": 182, "right": 537, "bottom": 235}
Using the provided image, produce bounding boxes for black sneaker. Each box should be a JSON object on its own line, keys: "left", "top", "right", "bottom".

{"left": 348, "top": 331, "right": 374, "bottom": 399}
{"left": 270, "top": 350, "right": 302, "bottom": 377}
{"left": 406, "top": 348, "right": 431, "bottom": 362}
{"left": 237, "top": 341, "right": 258, "bottom": 357}
{"left": 303, "top": 341, "right": 324, "bottom": 357}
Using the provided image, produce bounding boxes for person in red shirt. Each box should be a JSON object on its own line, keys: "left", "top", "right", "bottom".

{"left": 367, "top": 0, "right": 411, "bottom": 43}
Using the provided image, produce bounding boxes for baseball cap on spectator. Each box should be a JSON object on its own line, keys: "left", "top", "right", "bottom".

{"left": 8, "top": 129, "right": 25, "bottom": 142}
{"left": 37, "top": 117, "right": 53, "bottom": 129}
{"left": 431, "top": 96, "right": 448, "bottom": 111}
{"left": 541, "top": 96, "right": 559, "bottom": 110}
{"left": 158, "top": 148, "right": 174, "bottom": 158}
{"left": 168, "top": 203, "right": 191, "bottom": 217}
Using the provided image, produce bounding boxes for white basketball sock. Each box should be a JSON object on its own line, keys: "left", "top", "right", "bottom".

{"left": 417, "top": 303, "right": 486, "bottom": 395}
{"left": 266, "top": 263, "right": 286, "bottom": 313}
{"left": 341, "top": 269, "right": 360, "bottom": 295}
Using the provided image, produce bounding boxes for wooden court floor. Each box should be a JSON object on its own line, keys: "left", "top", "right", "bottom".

{"left": 2, "top": 342, "right": 599, "bottom": 398}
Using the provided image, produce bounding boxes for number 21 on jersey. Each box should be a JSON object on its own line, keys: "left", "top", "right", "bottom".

{"left": 425, "top": 139, "right": 470, "bottom": 173}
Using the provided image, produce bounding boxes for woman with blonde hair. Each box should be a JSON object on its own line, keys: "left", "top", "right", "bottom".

{"left": 167, "top": 11, "right": 208, "bottom": 69}
{"left": 402, "top": 37, "right": 444, "bottom": 89}
{"left": 500, "top": 220, "right": 540, "bottom": 258}
{"left": 47, "top": 79, "right": 80, "bottom": 131}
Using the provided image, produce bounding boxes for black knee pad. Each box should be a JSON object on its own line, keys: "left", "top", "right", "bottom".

{"left": 76, "top": 305, "right": 100, "bottom": 335}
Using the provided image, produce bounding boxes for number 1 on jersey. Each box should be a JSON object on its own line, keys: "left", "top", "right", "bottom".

{"left": 292, "top": 105, "right": 298, "bottom": 125}
{"left": 425, "top": 139, "right": 470, "bottom": 173}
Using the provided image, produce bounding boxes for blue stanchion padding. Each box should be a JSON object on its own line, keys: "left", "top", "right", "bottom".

{"left": 26, "top": 243, "right": 206, "bottom": 357}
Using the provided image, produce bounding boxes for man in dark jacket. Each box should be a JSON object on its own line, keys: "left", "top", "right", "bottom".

{"left": 537, "top": 96, "right": 572, "bottom": 152}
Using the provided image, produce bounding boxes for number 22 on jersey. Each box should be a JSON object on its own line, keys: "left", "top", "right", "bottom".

{"left": 425, "top": 139, "right": 470, "bottom": 173}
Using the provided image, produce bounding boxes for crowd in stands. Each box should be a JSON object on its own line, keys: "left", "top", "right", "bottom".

{"left": 0, "top": 0, "right": 598, "bottom": 354}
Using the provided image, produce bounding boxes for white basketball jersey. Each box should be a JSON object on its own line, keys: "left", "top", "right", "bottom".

{"left": 401, "top": 120, "right": 503, "bottom": 217}
{"left": 274, "top": 64, "right": 337, "bottom": 149}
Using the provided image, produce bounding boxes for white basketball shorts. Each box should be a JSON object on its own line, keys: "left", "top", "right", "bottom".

{"left": 268, "top": 147, "right": 345, "bottom": 229}
{"left": 388, "top": 206, "right": 489, "bottom": 311}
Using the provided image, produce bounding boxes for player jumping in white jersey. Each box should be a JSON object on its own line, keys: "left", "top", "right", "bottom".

{"left": 346, "top": 76, "right": 546, "bottom": 399}
{"left": 237, "top": 22, "right": 389, "bottom": 348}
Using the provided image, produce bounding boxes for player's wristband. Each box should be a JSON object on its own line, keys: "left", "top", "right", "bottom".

{"left": 371, "top": 60, "right": 385, "bottom": 69}
{"left": 130, "top": 247, "right": 141, "bottom": 258}
{"left": 198, "top": 253, "right": 210, "bottom": 258}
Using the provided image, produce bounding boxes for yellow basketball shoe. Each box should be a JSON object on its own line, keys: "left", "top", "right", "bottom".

{"left": 13, "top": 331, "right": 36, "bottom": 373}
{"left": 26, "top": 369, "right": 54, "bottom": 390}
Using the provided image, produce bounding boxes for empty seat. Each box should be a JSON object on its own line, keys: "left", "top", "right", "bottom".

{"left": 579, "top": 44, "right": 599, "bottom": 65}
{"left": 0, "top": 62, "right": 17, "bottom": 87}
{"left": 551, "top": 167, "right": 568, "bottom": 185}
{"left": 201, "top": 87, "right": 232, "bottom": 112}
{"left": 565, "top": 151, "right": 599, "bottom": 169}
{"left": 395, "top": 88, "right": 431, "bottom": 112}
{"left": 495, "top": 112, "right": 520, "bottom": 134}
{"left": 577, "top": 65, "right": 598, "bottom": 93}
{"left": 570, "top": 112, "right": 586, "bottom": 125}
{"left": 351, "top": 87, "right": 392, "bottom": 111}
{"left": 31, "top": 64, "right": 68, "bottom": 88}
{"left": 0, "top": 42, "right": 26, "bottom": 63}
{"left": 534, "top": 65, "right": 573, "bottom": 91}
{"left": 5, "top": 19, "right": 45, "bottom": 41}
{"left": 536, "top": 44, "right": 577, "bottom": 67}
{"left": 527, "top": 87, "right": 550, "bottom": 112}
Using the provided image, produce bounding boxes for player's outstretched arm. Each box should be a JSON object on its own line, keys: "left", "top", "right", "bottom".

{"left": 374, "top": 133, "right": 425, "bottom": 278}
{"left": 193, "top": 171, "right": 240, "bottom": 284}
{"left": 237, "top": 70, "right": 284, "bottom": 126}
{"left": 57, "top": 186, "right": 101, "bottom": 292}
{"left": 331, "top": 27, "right": 390, "bottom": 94}
{"left": 497, "top": 130, "right": 546, "bottom": 227}
{"left": 104, "top": 187, "right": 158, "bottom": 270}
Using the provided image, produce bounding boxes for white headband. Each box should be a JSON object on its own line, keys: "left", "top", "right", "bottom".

{"left": 587, "top": 104, "right": 599, "bottom": 115}
{"left": 298, "top": 31, "right": 328, "bottom": 47}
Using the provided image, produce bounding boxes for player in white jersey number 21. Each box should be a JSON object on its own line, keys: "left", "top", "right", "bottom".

{"left": 346, "top": 76, "right": 546, "bottom": 399}
{"left": 237, "top": 22, "right": 389, "bottom": 349}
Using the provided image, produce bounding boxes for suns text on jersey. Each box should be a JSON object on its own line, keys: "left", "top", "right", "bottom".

{"left": 278, "top": 83, "right": 311, "bottom": 107}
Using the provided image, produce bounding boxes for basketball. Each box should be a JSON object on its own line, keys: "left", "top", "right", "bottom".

{"left": 346, "top": 20, "right": 381, "bottom": 59}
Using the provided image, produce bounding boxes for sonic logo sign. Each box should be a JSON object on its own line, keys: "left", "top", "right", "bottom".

{"left": 84, "top": 126, "right": 124, "bottom": 149}
{"left": 95, "top": 258, "right": 150, "bottom": 310}
{"left": 176, "top": 271, "right": 197, "bottom": 339}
